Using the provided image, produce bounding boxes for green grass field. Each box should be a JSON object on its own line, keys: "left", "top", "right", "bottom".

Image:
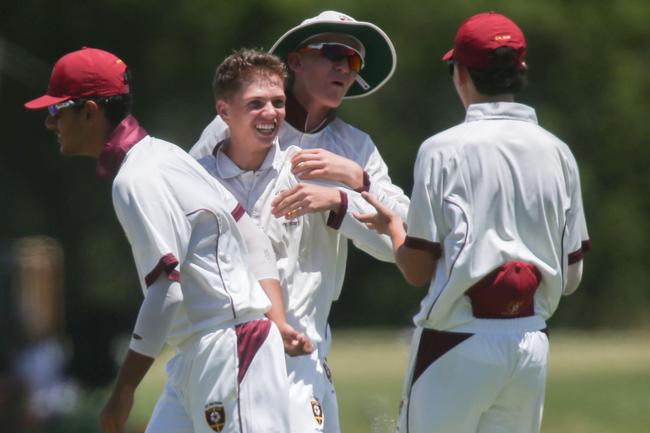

{"left": 131, "top": 329, "right": 650, "bottom": 433}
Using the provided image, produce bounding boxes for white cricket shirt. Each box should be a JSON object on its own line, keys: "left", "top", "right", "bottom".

{"left": 199, "top": 139, "right": 393, "bottom": 346}
{"left": 406, "top": 103, "right": 591, "bottom": 333}
{"left": 106, "top": 117, "right": 271, "bottom": 347}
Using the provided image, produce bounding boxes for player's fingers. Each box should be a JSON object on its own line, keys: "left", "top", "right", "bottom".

{"left": 271, "top": 189, "right": 302, "bottom": 215}
{"left": 353, "top": 211, "right": 376, "bottom": 223}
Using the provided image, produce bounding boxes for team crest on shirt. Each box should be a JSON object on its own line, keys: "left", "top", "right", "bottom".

{"left": 204, "top": 401, "right": 225, "bottom": 432}
{"left": 311, "top": 398, "right": 324, "bottom": 425}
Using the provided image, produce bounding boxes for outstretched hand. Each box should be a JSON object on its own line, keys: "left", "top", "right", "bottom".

{"left": 353, "top": 192, "right": 402, "bottom": 235}
{"left": 291, "top": 148, "right": 364, "bottom": 190}
{"left": 277, "top": 322, "right": 314, "bottom": 356}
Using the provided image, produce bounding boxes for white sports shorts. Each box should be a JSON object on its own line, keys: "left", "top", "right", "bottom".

{"left": 146, "top": 319, "right": 289, "bottom": 433}
{"left": 397, "top": 327, "right": 549, "bottom": 433}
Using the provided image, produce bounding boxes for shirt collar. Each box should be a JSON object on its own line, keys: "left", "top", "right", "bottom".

{"left": 96, "top": 115, "right": 148, "bottom": 181}
{"left": 465, "top": 102, "right": 538, "bottom": 124}
{"left": 285, "top": 91, "right": 337, "bottom": 133}
{"left": 212, "top": 137, "right": 281, "bottom": 179}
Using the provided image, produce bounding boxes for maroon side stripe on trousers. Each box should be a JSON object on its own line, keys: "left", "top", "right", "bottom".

{"left": 235, "top": 319, "right": 271, "bottom": 384}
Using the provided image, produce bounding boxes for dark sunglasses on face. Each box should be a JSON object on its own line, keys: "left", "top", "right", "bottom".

{"left": 47, "top": 99, "right": 85, "bottom": 116}
{"left": 298, "top": 43, "right": 365, "bottom": 73}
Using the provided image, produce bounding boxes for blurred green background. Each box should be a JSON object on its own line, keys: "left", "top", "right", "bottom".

{"left": 1, "top": 0, "right": 649, "bottom": 432}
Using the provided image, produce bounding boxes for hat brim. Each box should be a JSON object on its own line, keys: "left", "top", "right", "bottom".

{"left": 442, "top": 49, "right": 454, "bottom": 62}
{"left": 270, "top": 20, "right": 396, "bottom": 99}
{"left": 24, "top": 94, "right": 71, "bottom": 110}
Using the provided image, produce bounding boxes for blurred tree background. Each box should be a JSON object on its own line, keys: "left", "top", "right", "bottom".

{"left": 1, "top": 0, "right": 648, "bottom": 405}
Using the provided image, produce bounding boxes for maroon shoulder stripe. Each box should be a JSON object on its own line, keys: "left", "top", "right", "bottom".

{"left": 404, "top": 236, "right": 442, "bottom": 259}
{"left": 145, "top": 253, "right": 180, "bottom": 287}
{"left": 231, "top": 203, "right": 245, "bottom": 221}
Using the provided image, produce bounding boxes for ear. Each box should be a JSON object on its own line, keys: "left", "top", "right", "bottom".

{"left": 216, "top": 99, "right": 230, "bottom": 123}
{"left": 286, "top": 52, "right": 302, "bottom": 73}
{"left": 84, "top": 100, "right": 100, "bottom": 120}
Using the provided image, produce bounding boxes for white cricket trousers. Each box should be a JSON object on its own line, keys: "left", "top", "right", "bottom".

{"left": 145, "top": 319, "right": 289, "bottom": 433}
{"left": 397, "top": 327, "right": 549, "bottom": 433}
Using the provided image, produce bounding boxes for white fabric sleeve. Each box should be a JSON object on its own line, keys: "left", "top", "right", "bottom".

{"left": 362, "top": 137, "right": 410, "bottom": 220}
{"left": 112, "top": 174, "right": 188, "bottom": 291}
{"left": 337, "top": 189, "right": 394, "bottom": 262}
{"left": 236, "top": 212, "right": 279, "bottom": 281}
{"left": 406, "top": 144, "right": 443, "bottom": 244}
{"left": 129, "top": 278, "right": 183, "bottom": 358}
{"left": 564, "top": 151, "right": 591, "bottom": 264}
{"left": 189, "top": 115, "right": 230, "bottom": 160}
{"left": 563, "top": 261, "right": 584, "bottom": 296}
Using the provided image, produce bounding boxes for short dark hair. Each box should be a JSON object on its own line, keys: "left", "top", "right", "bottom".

{"left": 467, "top": 47, "right": 528, "bottom": 95}
{"left": 212, "top": 48, "right": 287, "bottom": 101}
{"left": 72, "top": 94, "right": 133, "bottom": 130}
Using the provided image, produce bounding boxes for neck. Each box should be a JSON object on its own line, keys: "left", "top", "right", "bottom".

{"left": 223, "top": 136, "right": 270, "bottom": 171}
{"left": 290, "top": 84, "right": 333, "bottom": 131}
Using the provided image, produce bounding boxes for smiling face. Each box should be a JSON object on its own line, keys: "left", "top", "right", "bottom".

{"left": 218, "top": 73, "right": 286, "bottom": 154}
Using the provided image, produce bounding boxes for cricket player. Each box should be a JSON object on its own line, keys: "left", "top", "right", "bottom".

{"left": 190, "top": 10, "right": 409, "bottom": 220}
{"left": 24, "top": 47, "right": 292, "bottom": 433}
{"left": 198, "top": 48, "right": 395, "bottom": 433}
{"left": 355, "top": 12, "right": 591, "bottom": 433}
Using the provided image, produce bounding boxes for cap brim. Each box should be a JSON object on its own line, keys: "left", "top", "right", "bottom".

{"left": 442, "top": 49, "right": 454, "bottom": 62}
{"left": 24, "top": 94, "right": 70, "bottom": 110}
{"left": 270, "top": 20, "right": 396, "bottom": 99}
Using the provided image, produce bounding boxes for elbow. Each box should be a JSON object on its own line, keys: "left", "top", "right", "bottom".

{"left": 401, "top": 268, "right": 433, "bottom": 288}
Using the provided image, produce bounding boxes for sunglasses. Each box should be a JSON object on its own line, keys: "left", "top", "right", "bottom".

{"left": 298, "top": 43, "right": 365, "bottom": 73}
{"left": 47, "top": 99, "right": 85, "bottom": 116}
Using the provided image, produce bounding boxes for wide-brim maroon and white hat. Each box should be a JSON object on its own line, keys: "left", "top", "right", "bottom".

{"left": 270, "top": 10, "right": 396, "bottom": 99}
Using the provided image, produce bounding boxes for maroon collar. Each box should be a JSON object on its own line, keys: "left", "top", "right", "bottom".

{"left": 285, "top": 92, "right": 337, "bottom": 133}
{"left": 96, "top": 115, "right": 148, "bottom": 181}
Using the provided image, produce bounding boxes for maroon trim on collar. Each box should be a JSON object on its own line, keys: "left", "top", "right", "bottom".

{"left": 96, "top": 115, "right": 148, "bottom": 181}
{"left": 285, "top": 92, "right": 336, "bottom": 133}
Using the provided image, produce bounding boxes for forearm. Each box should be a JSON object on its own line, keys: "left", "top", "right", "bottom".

{"left": 390, "top": 224, "right": 436, "bottom": 287}
{"left": 112, "top": 349, "right": 155, "bottom": 395}
{"left": 258, "top": 278, "right": 288, "bottom": 325}
{"left": 236, "top": 213, "right": 279, "bottom": 280}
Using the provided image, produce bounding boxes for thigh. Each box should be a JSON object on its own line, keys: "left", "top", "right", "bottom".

{"left": 184, "top": 327, "right": 240, "bottom": 433}
{"left": 146, "top": 380, "right": 193, "bottom": 433}
{"left": 477, "top": 331, "right": 548, "bottom": 433}
{"left": 401, "top": 330, "right": 511, "bottom": 433}
{"left": 285, "top": 349, "right": 338, "bottom": 433}
{"left": 238, "top": 320, "right": 290, "bottom": 433}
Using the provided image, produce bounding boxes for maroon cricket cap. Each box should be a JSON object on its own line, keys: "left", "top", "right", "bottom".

{"left": 442, "top": 12, "right": 527, "bottom": 71}
{"left": 24, "top": 47, "right": 129, "bottom": 110}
